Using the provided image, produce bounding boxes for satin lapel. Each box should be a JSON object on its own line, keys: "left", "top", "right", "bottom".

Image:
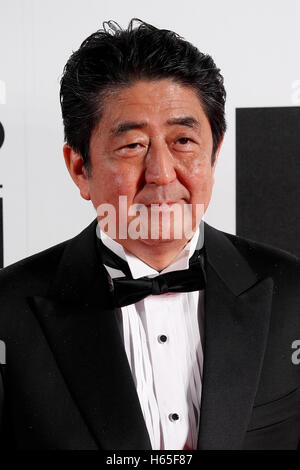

{"left": 28, "top": 219, "right": 151, "bottom": 450}
{"left": 197, "top": 223, "right": 274, "bottom": 449}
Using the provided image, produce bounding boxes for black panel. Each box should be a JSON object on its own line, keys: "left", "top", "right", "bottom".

{"left": 0, "top": 198, "right": 3, "bottom": 268}
{"left": 236, "top": 107, "right": 300, "bottom": 258}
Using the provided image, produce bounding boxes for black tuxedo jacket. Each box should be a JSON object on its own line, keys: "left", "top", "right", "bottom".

{"left": 0, "top": 219, "right": 300, "bottom": 450}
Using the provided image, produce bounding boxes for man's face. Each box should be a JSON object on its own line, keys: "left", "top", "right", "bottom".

{"left": 68, "top": 79, "right": 222, "bottom": 250}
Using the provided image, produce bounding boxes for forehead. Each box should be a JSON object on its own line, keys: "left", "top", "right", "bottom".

{"left": 98, "top": 79, "right": 209, "bottom": 131}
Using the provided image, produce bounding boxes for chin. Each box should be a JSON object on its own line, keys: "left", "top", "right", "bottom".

{"left": 136, "top": 231, "right": 188, "bottom": 247}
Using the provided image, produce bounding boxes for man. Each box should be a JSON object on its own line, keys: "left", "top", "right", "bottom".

{"left": 0, "top": 18, "right": 300, "bottom": 450}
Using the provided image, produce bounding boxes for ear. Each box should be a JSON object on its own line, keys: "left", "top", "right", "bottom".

{"left": 211, "top": 133, "right": 224, "bottom": 179}
{"left": 63, "top": 144, "right": 91, "bottom": 200}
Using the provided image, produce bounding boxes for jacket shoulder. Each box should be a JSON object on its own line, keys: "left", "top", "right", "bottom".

{"left": 0, "top": 219, "right": 97, "bottom": 297}
{"left": 0, "top": 240, "right": 68, "bottom": 297}
{"left": 221, "top": 228, "right": 300, "bottom": 282}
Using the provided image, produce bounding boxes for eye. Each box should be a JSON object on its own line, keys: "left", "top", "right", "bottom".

{"left": 172, "top": 136, "right": 198, "bottom": 153}
{"left": 116, "top": 142, "right": 146, "bottom": 157}
{"left": 176, "top": 137, "right": 192, "bottom": 145}
{"left": 126, "top": 143, "right": 142, "bottom": 149}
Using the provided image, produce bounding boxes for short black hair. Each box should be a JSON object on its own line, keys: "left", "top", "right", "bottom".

{"left": 60, "top": 18, "right": 226, "bottom": 172}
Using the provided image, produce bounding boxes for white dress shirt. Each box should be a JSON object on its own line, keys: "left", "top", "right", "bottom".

{"left": 99, "top": 225, "right": 205, "bottom": 450}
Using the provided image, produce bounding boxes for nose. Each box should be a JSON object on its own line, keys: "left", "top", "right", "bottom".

{"left": 144, "top": 142, "right": 177, "bottom": 186}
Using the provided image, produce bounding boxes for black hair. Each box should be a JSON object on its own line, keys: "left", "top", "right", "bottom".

{"left": 60, "top": 18, "right": 226, "bottom": 172}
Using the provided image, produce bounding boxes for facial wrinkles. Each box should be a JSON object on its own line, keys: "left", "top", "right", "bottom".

{"left": 112, "top": 172, "right": 124, "bottom": 190}
{"left": 90, "top": 80, "right": 214, "bottom": 204}
{"left": 103, "top": 86, "right": 203, "bottom": 133}
{"left": 112, "top": 81, "right": 187, "bottom": 111}
{"left": 136, "top": 181, "right": 190, "bottom": 205}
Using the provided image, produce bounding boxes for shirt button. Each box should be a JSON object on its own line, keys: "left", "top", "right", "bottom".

{"left": 169, "top": 413, "right": 180, "bottom": 422}
{"left": 158, "top": 334, "right": 168, "bottom": 343}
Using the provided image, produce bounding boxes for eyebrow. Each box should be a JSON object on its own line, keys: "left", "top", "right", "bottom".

{"left": 166, "top": 116, "right": 200, "bottom": 129}
{"left": 110, "top": 116, "right": 201, "bottom": 137}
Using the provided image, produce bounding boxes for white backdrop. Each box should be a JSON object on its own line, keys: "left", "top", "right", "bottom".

{"left": 1, "top": 0, "right": 300, "bottom": 266}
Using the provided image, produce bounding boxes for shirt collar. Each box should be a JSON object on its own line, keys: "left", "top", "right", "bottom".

{"left": 99, "top": 220, "right": 204, "bottom": 279}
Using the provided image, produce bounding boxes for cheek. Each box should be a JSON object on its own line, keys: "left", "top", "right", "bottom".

{"left": 111, "top": 165, "right": 141, "bottom": 197}
{"left": 178, "top": 157, "right": 213, "bottom": 194}
{"left": 91, "top": 161, "right": 141, "bottom": 205}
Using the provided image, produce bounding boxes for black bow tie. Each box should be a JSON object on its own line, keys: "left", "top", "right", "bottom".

{"left": 97, "top": 239, "right": 206, "bottom": 308}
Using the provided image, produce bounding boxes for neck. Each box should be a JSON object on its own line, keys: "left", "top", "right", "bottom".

{"left": 116, "top": 237, "right": 191, "bottom": 272}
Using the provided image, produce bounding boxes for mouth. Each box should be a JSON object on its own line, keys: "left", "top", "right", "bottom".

{"left": 144, "top": 202, "right": 183, "bottom": 214}
{"left": 145, "top": 201, "right": 178, "bottom": 206}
